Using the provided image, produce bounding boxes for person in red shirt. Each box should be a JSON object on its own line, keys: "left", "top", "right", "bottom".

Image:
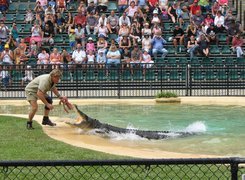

{"left": 231, "top": 34, "right": 244, "bottom": 58}
{"left": 74, "top": 12, "right": 86, "bottom": 27}
{"left": 189, "top": 0, "right": 201, "bottom": 16}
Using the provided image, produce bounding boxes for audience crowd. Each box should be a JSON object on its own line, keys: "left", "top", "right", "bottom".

{"left": 0, "top": 0, "right": 244, "bottom": 88}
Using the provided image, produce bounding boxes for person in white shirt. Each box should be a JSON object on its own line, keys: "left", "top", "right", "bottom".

{"left": 21, "top": 65, "right": 34, "bottom": 86}
{"left": 87, "top": 50, "right": 95, "bottom": 64}
{"left": 119, "top": 12, "right": 131, "bottom": 27}
{"left": 0, "top": 66, "right": 10, "bottom": 89}
{"left": 72, "top": 43, "right": 87, "bottom": 64}
{"left": 214, "top": 10, "right": 225, "bottom": 33}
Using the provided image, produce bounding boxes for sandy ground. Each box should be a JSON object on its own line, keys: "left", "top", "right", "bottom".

{"left": 1, "top": 97, "right": 245, "bottom": 159}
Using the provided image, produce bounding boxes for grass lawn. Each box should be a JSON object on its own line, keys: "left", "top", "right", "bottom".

{"left": 0, "top": 115, "right": 126, "bottom": 160}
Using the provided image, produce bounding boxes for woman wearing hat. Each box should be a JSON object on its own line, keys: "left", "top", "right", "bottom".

{"left": 86, "top": 37, "right": 96, "bottom": 54}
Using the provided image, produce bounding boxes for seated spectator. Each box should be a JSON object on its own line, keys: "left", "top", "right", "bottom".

{"left": 48, "top": 0, "right": 56, "bottom": 10}
{"left": 175, "top": 2, "right": 184, "bottom": 27}
{"left": 191, "top": 10, "right": 204, "bottom": 29}
{"left": 75, "top": 25, "right": 85, "bottom": 48}
{"left": 161, "top": 6, "right": 169, "bottom": 20}
{"left": 44, "top": 5, "right": 55, "bottom": 23}
{"left": 198, "top": 0, "right": 210, "bottom": 13}
{"left": 96, "top": 49, "right": 106, "bottom": 68}
{"left": 141, "top": 22, "right": 152, "bottom": 37}
{"left": 97, "top": 22, "right": 108, "bottom": 38}
{"left": 87, "top": 50, "right": 95, "bottom": 64}
{"left": 151, "top": 31, "right": 168, "bottom": 58}
{"left": 18, "top": 38, "right": 27, "bottom": 54}
{"left": 0, "top": 20, "right": 9, "bottom": 44}
{"left": 37, "top": 48, "right": 50, "bottom": 67}
{"left": 72, "top": 43, "right": 87, "bottom": 64}
{"left": 97, "top": 34, "right": 108, "bottom": 54}
{"left": 0, "top": 0, "right": 8, "bottom": 14}
{"left": 217, "top": 0, "right": 229, "bottom": 15}
{"left": 189, "top": 0, "right": 201, "bottom": 16}
{"left": 118, "top": 22, "right": 130, "bottom": 39}
{"left": 56, "top": 0, "right": 66, "bottom": 14}
{"left": 68, "top": 28, "right": 76, "bottom": 50}
{"left": 168, "top": 2, "right": 177, "bottom": 23}
{"left": 224, "top": 10, "right": 236, "bottom": 30}
{"left": 181, "top": 6, "right": 190, "bottom": 21}
{"left": 106, "top": 44, "right": 121, "bottom": 68}
{"left": 119, "top": 34, "right": 131, "bottom": 55}
{"left": 186, "top": 22, "right": 197, "bottom": 41}
{"left": 0, "top": 44, "right": 14, "bottom": 65}
{"left": 204, "top": 13, "right": 214, "bottom": 33}
{"left": 87, "top": 1, "right": 97, "bottom": 15}
{"left": 197, "top": 34, "right": 210, "bottom": 57}
{"left": 42, "top": 23, "right": 54, "bottom": 46}
{"left": 211, "top": 1, "right": 220, "bottom": 17}
{"left": 231, "top": 34, "right": 244, "bottom": 58}
{"left": 60, "top": 49, "right": 72, "bottom": 68}
{"left": 55, "top": 12, "right": 65, "bottom": 34}
{"left": 119, "top": 12, "right": 131, "bottom": 27}
{"left": 206, "top": 23, "right": 219, "bottom": 45}
{"left": 77, "top": 1, "right": 86, "bottom": 14}
{"left": 21, "top": 65, "right": 34, "bottom": 86}
{"left": 141, "top": 33, "right": 152, "bottom": 53}
{"left": 24, "top": 9, "right": 34, "bottom": 24}
{"left": 86, "top": 37, "right": 96, "bottom": 54}
{"left": 13, "top": 47, "right": 22, "bottom": 65}
{"left": 18, "top": 51, "right": 29, "bottom": 66}
{"left": 107, "top": 10, "right": 119, "bottom": 34}
{"left": 148, "top": 0, "right": 158, "bottom": 12}
{"left": 118, "top": 0, "right": 128, "bottom": 13}
{"left": 34, "top": 1, "right": 44, "bottom": 15}
{"left": 130, "top": 45, "right": 142, "bottom": 73}
{"left": 97, "top": 0, "right": 108, "bottom": 13}
{"left": 0, "top": 65, "right": 10, "bottom": 90}
{"left": 129, "top": 20, "right": 141, "bottom": 45}
{"left": 141, "top": 50, "right": 154, "bottom": 70}
{"left": 159, "top": 0, "right": 168, "bottom": 10}
{"left": 6, "top": 34, "right": 17, "bottom": 50}
{"left": 187, "top": 35, "right": 198, "bottom": 60}
{"left": 74, "top": 12, "right": 86, "bottom": 27}
{"left": 37, "top": 0, "right": 48, "bottom": 10}
{"left": 86, "top": 13, "right": 98, "bottom": 35}
{"left": 151, "top": 9, "right": 161, "bottom": 24}
{"left": 30, "top": 23, "right": 43, "bottom": 47}
{"left": 50, "top": 48, "right": 62, "bottom": 67}
{"left": 65, "top": 12, "right": 74, "bottom": 30}
{"left": 226, "top": 20, "right": 241, "bottom": 45}
{"left": 172, "top": 24, "right": 185, "bottom": 52}
{"left": 214, "top": 11, "right": 225, "bottom": 33}
{"left": 152, "top": 23, "right": 162, "bottom": 38}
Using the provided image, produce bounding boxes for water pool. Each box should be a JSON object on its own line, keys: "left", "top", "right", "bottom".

{"left": 0, "top": 103, "right": 244, "bottom": 157}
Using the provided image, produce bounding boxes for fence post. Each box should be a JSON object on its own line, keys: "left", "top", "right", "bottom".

{"left": 230, "top": 161, "right": 238, "bottom": 180}
{"left": 117, "top": 65, "right": 121, "bottom": 99}
{"left": 186, "top": 64, "right": 190, "bottom": 96}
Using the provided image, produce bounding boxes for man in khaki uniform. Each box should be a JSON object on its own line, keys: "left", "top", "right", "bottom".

{"left": 25, "top": 69, "right": 68, "bottom": 129}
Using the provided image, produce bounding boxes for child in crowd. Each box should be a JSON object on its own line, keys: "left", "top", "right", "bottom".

{"left": 21, "top": 65, "right": 34, "bottom": 86}
{"left": 28, "top": 40, "right": 38, "bottom": 56}
{"left": 68, "top": 29, "right": 76, "bottom": 50}
{"left": 86, "top": 37, "right": 96, "bottom": 54}
{"left": 87, "top": 50, "right": 95, "bottom": 64}
{"left": 0, "top": 66, "right": 10, "bottom": 90}
{"left": 24, "top": 9, "right": 34, "bottom": 24}
{"left": 96, "top": 49, "right": 106, "bottom": 68}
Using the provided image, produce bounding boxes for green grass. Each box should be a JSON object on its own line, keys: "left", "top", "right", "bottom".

{"left": 0, "top": 116, "right": 126, "bottom": 160}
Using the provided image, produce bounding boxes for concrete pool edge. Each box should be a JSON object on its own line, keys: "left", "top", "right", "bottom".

{"left": 1, "top": 97, "right": 245, "bottom": 106}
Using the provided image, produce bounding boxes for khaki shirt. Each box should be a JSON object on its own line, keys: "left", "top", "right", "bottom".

{"left": 25, "top": 74, "right": 56, "bottom": 94}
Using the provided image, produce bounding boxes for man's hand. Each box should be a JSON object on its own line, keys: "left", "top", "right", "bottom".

{"left": 46, "top": 103, "right": 54, "bottom": 110}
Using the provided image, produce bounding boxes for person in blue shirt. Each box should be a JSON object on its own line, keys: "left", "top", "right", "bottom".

{"left": 151, "top": 31, "right": 168, "bottom": 59}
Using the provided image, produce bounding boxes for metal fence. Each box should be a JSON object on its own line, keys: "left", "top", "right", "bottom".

{"left": 0, "top": 158, "right": 244, "bottom": 180}
{"left": 1, "top": 61, "right": 245, "bottom": 98}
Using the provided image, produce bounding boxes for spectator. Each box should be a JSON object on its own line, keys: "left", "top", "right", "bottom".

{"left": 6, "top": 34, "right": 17, "bottom": 50}
{"left": 231, "top": 34, "right": 244, "bottom": 58}
{"left": 129, "top": 20, "right": 141, "bottom": 45}
{"left": 55, "top": 12, "right": 65, "bottom": 34}
{"left": 0, "top": 44, "right": 14, "bottom": 65}
{"left": 10, "top": 22, "right": 20, "bottom": 45}
{"left": 98, "top": 13, "right": 108, "bottom": 28}
{"left": 124, "top": 1, "right": 142, "bottom": 19}
{"left": 189, "top": 0, "right": 201, "bottom": 16}
{"left": 65, "top": 12, "right": 74, "bottom": 30}
{"left": 75, "top": 25, "right": 85, "bottom": 48}
{"left": 24, "top": 9, "right": 34, "bottom": 24}
{"left": 68, "top": 28, "right": 76, "bottom": 50}
{"left": 21, "top": 65, "right": 34, "bottom": 86}
{"left": 28, "top": 40, "right": 38, "bottom": 57}
{"left": 119, "top": 12, "right": 131, "bottom": 27}
{"left": 203, "top": 13, "right": 214, "bottom": 32}
{"left": 74, "top": 12, "right": 86, "bottom": 27}
{"left": 0, "top": 0, "right": 8, "bottom": 14}
{"left": 97, "top": 21, "right": 108, "bottom": 38}
{"left": 151, "top": 9, "right": 161, "bottom": 24}
{"left": 37, "top": 48, "right": 50, "bottom": 67}
{"left": 172, "top": 24, "right": 185, "bottom": 52}
{"left": 187, "top": 35, "right": 198, "bottom": 60}
{"left": 13, "top": 47, "right": 21, "bottom": 65}
{"left": 224, "top": 10, "right": 236, "bottom": 30}
{"left": 118, "top": 0, "right": 128, "bottom": 13}
{"left": 96, "top": 49, "right": 106, "bottom": 68}
{"left": 186, "top": 22, "right": 197, "bottom": 40}
{"left": 119, "top": 34, "right": 131, "bottom": 54}
{"left": 118, "top": 22, "right": 130, "bottom": 38}
{"left": 141, "top": 50, "right": 153, "bottom": 70}
{"left": 181, "top": 6, "right": 190, "bottom": 21}
{"left": 141, "top": 22, "right": 152, "bottom": 37}
{"left": 106, "top": 44, "right": 121, "bottom": 68}
{"left": 159, "top": 0, "right": 168, "bottom": 10}
{"left": 191, "top": 10, "right": 205, "bottom": 28}
{"left": 97, "top": 0, "right": 108, "bottom": 13}
{"left": 167, "top": 2, "right": 177, "bottom": 23}
{"left": 61, "top": 49, "right": 72, "bottom": 69}
{"left": 151, "top": 31, "right": 168, "bottom": 59}
{"left": 206, "top": 23, "right": 219, "bottom": 45}
{"left": 161, "top": 6, "right": 169, "bottom": 20}
{"left": 30, "top": 23, "right": 43, "bottom": 47}
{"left": 197, "top": 34, "right": 210, "bottom": 57}
{"left": 77, "top": 1, "right": 87, "bottom": 14}
{"left": 214, "top": 11, "right": 225, "bottom": 33}
{"left": 87, "top": 50, "right": 95, "bottom": 64}
{"left": 211, "top": 1, "right": 220, "bottom": 17}
{"left": 18, "top": 38, "right": 27, "bottom": 54}
{"left": 0, "top": 20, "right": 9, "bottom": 44}
{"left": 87, "top": 1, "right": 97, "bottom": 15}
{"left": 56, "top": 0, "right": 66, "bottom": 14}
{"left": 226, "top": 20, "right": 241, "bottom": 45}
{"left": 141, "top": 33, "right": 152, "bottom": 53}
{"left": 86, "top": 37, "right": 96, "bottom": 54}
{"left": 175, "top": 2, "right": 184, "bottom": 27}
{"left": 34, "top": 1, "right": 44, "bottom": 15}
{"left": 152, "top": 23, "right": 162, "bottom": 38}
{"left": 44, "top": 5, "right": 55, "bottom": 23}
{"left": 49, "top": 48, "right": 62, "bottom": 67}
{"left": 97, "top": 34, "right": 108, "bottom": 54}
{"left": 0, "top": 65, "right": 10, "bottom": 90}
{"left": 71, "top": 43, "right": 87, "bottom": 64}
{"left": 36, "top": 0, "right": 48, "bottom": 10}
{"left": 107, "top": 10, "right": 119, "bottom": 34}
{"left": 217, "top": 0, "right": 229, "bottom": 15}
{"left": 86, "top": 13, "right": 98, "bottom": 35}
{"left": 198, "top": 0, "right": 210, "bottom": 13}
{"left": 42, "top": 23, "right": 54, "bottom": 46}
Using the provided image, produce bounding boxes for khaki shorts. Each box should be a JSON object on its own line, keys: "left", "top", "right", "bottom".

{"left": 25, "top": 91, "right": 38, "bottom": 101}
